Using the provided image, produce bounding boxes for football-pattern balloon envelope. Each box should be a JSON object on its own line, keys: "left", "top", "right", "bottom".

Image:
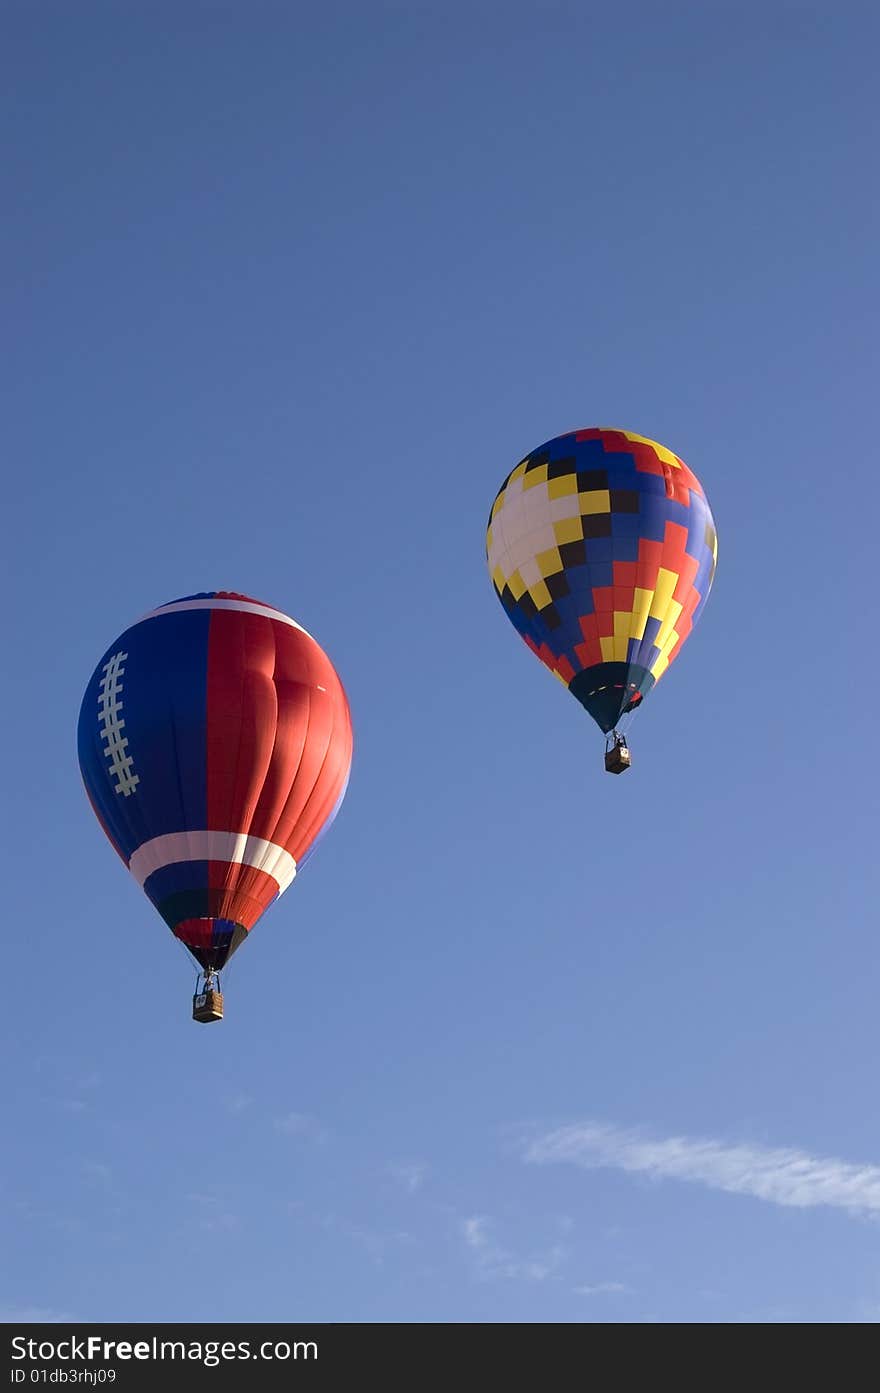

{"left": 487, "top": 429, "right": 717, "bottom": 732}
{"left": 77, "top": 592, "right": 353, "bottom": 971}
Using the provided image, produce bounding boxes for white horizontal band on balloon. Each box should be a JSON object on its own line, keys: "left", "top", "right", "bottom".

{"left": 129, "top": 831, "right": 297, "bottom": 892}
{"left": 134, "top": 597, "right": 314, "bottom": 637}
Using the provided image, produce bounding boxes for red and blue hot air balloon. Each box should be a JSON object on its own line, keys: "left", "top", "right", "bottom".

{"left": 77, "top": 591, "right": 353, "bottom": 1021}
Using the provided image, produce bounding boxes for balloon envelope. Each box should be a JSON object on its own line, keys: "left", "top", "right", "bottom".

{"left": 487, "top": 429, "right": 717, "bottom": 732}
{"left": 78, "top": 592, "right": 353, "bottom": 971}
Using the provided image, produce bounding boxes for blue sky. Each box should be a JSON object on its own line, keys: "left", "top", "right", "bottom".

{"left": 3, "top": 1, "right": 878, "bottom": 1323}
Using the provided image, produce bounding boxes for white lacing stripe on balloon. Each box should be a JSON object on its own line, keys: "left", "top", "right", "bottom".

{"left": 98, "top": 652, "right": 139, "bottom": 797}
{"left": 133, "top": 598, "right": 313, "bottom": 637}
{"left": 129, "top": 831, "right": 297, "bottom": 893}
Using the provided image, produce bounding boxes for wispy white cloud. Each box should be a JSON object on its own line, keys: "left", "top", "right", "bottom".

{"left": 463, "top": 1216, "right": 489, "bottom": 1249}
{"left": 55, "top": 1072, "right": 101, "bottom": 1114}
{"left": 288, "top": 1206, "right": 412, "bottom": 1267}
{"left": 524, "top": 1122, "right": 880, "bottom": 1217}
{"left": 320, "top": 1213, "right": 413, "bottom": 1265}
{"left": 198, "top": 1210, "right": 240, "bottom": 1234}
{"left": 225, "top": 1093, "right": 252, "bottom": 1114}
{"left": 81, "top": 1160, "right": 112, "bottom": 1185}
{"left": 574, "top": 1281, "right": 632, "bottom": 1296}
{"left": 461, "top": 1215, "right": 566, "bottom": 1282}
{"left": 274, "top": 1112, "right": 327, "bottom": 1143}
{"left": 0, "top": 1305, "right": 72, "bottom": 1323}
{"left": 387, "top": 1162, "right": 427, "bottom": 1194}
{"left": 51, "top": 1069, "right": 100, "bottom": 1114}
{"left": 185, "top": 1191, "right": 240, "bottom": 1233}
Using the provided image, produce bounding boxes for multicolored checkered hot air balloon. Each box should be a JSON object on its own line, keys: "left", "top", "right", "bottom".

{"left": 77, "top": 592, "right": 353, "bottom": 1020}
{"left": 486, "top": 428, "right": 717, "bottom": 772}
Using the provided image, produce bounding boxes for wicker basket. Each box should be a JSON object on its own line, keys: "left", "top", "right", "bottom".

{"left": 192, "top": 989, "right": 224, "bottom": 1023}
{"left": 604, "top": 743, "right": 631, "bottom": 774}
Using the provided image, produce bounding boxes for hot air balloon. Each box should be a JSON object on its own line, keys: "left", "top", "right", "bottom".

{"left": 486, "top": 429, "right": 717, "bottom": 772}
{"left": 77, "top": 591, "right": 353, "bottom": 1021}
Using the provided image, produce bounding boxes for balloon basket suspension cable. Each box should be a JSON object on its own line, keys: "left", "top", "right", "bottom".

{"left": 192, "top": 967, "right": 224, "bottom": 1024}
{"left": 604, "top": 728, "right": 631, "bottom": 775}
